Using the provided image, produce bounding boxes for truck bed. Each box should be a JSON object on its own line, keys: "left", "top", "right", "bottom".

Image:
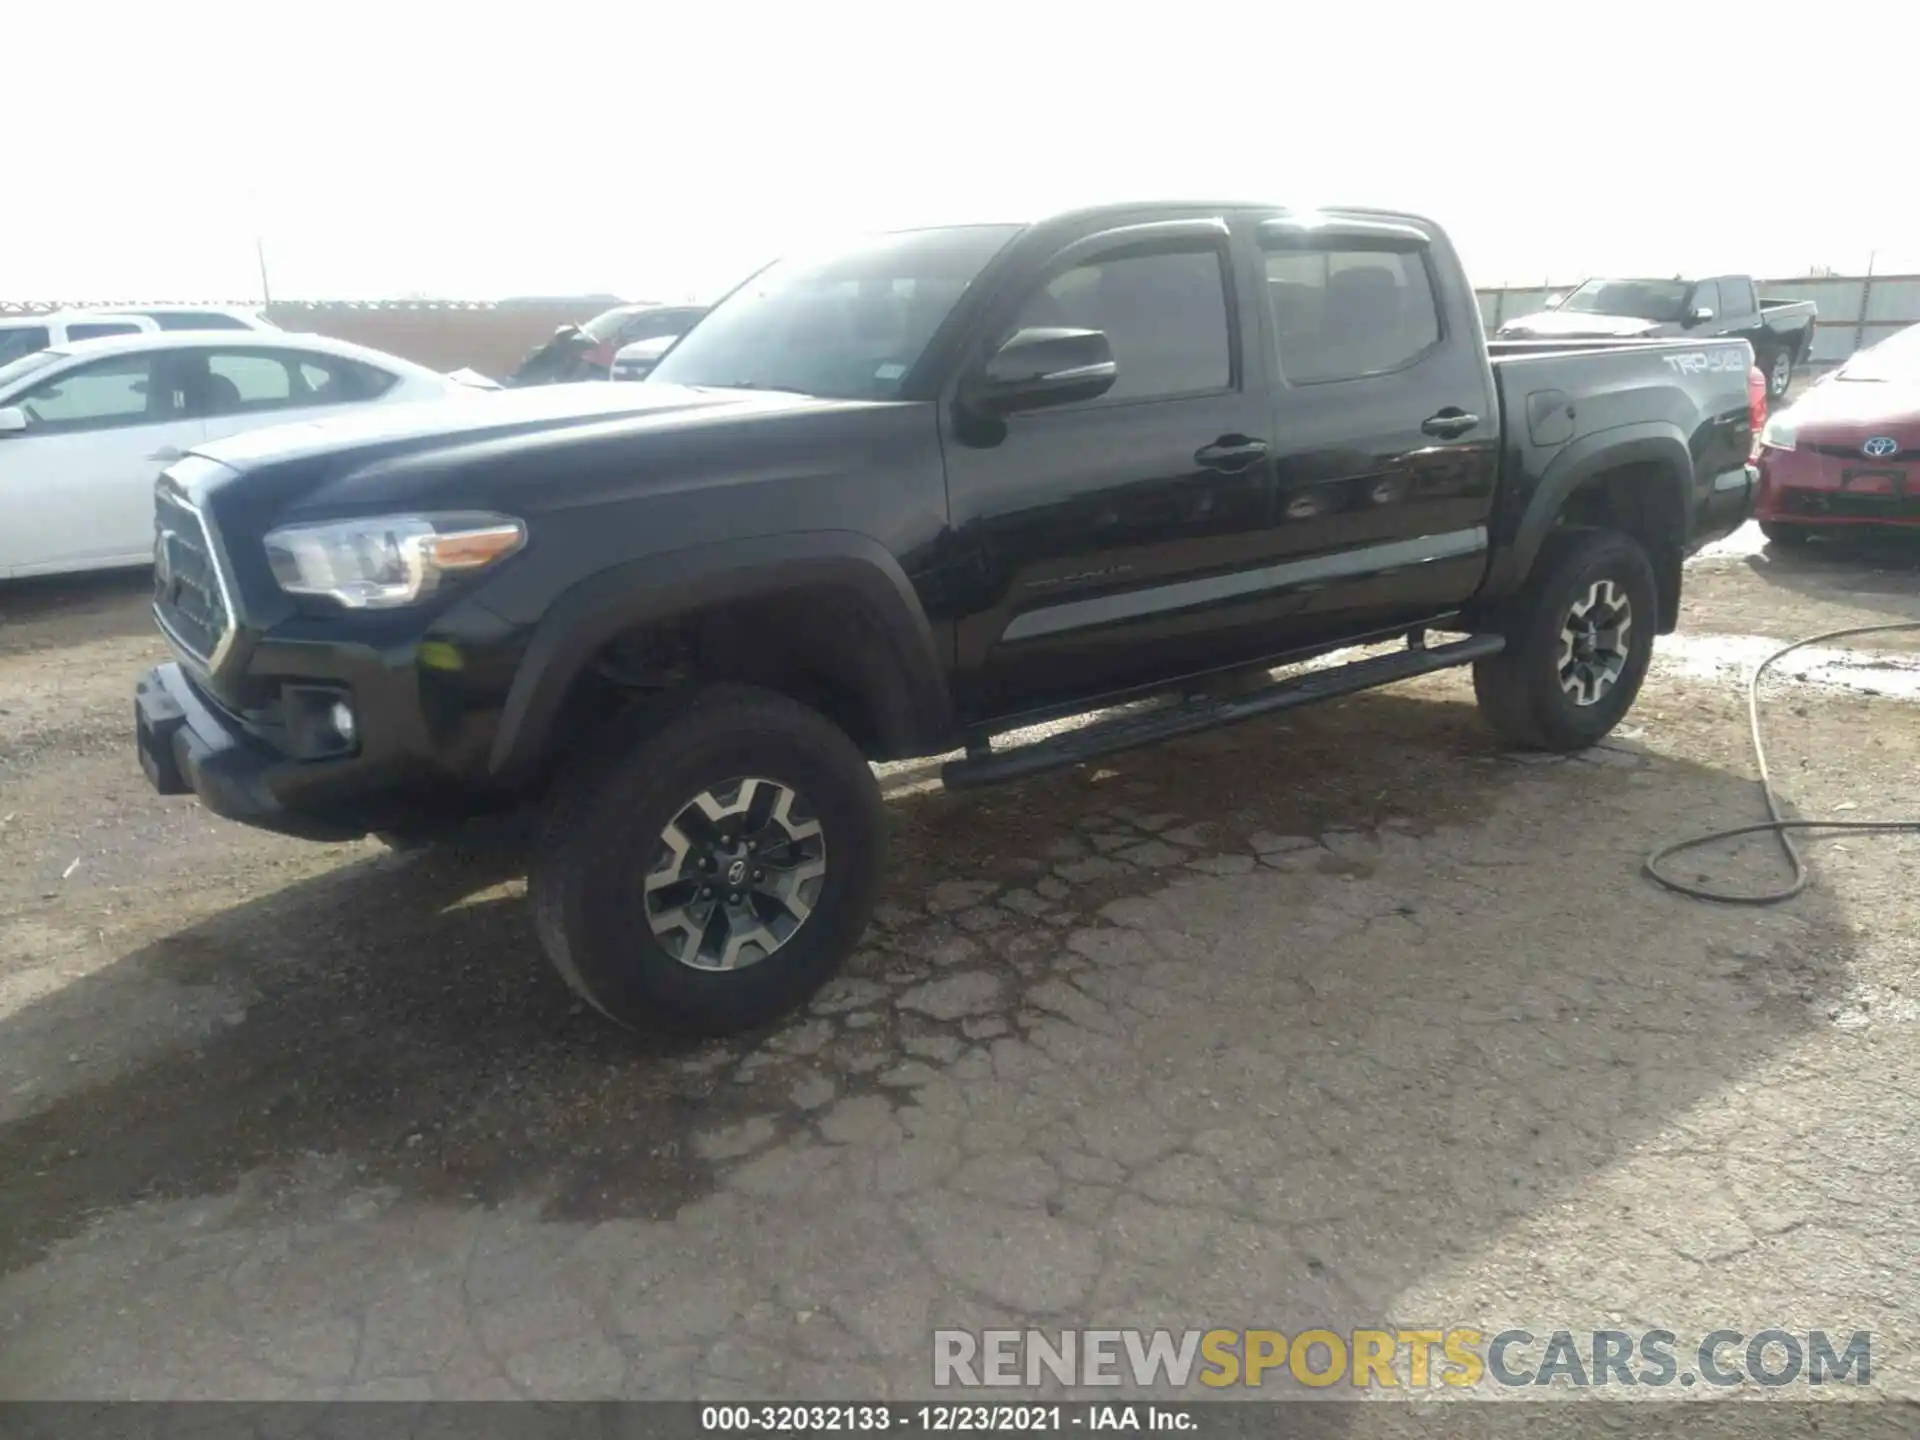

{"left": 1485, "top": 333, "right": 1756, "bottom": 586}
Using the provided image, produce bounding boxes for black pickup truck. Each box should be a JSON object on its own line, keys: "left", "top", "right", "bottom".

{"left": 135, "top": 202, "right": 1759, "bottom": 1035}
{"left": 1495, "top": 274, "right": 1817, "bottom": 400}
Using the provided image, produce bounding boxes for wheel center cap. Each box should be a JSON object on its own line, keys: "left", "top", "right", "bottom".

{"left": 725, "top": 858, "right": 749, "bottom": 886}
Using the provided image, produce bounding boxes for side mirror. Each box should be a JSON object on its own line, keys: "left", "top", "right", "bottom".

{"left": 965, "top": 327, "right": 1116, "bottom": 415}
{"left": 0, "top": 406, "right": 27, "bottom": 436}
{"left": 1543, "top": 293, "right": 1565, "bottom": 309}
{"left": 1687, "top": 306, "right": 1715, "bottom": 326}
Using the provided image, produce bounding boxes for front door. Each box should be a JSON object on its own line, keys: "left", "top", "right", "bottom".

{"left": 938, "top": 220, "right": 1278, "bottom": 722}
{"left": 0, "top": 352, "right": 205, "bottom": 574}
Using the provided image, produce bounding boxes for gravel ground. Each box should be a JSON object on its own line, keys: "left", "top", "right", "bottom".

{"left": 1, "top": 523, "right": 1917, "bottom": 1418}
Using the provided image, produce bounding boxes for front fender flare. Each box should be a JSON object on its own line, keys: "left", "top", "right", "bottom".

{"left": 488, "top": 531, "right": 953, "bottom": 783}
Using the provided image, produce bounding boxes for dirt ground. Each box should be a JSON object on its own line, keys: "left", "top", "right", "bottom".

{"left": 1, "top": 524, "right": 1918, "bottom": 1415}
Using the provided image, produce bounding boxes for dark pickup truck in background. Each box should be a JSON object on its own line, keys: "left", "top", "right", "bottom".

{"left": 1495, "top": 275, "right": 1817, "bottom": 400}
{"left": 134, "top": 201, "right": 1759, "bottom": 1036}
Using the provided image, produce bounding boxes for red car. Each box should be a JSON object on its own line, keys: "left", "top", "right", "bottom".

{"left": 1755, "top": 323, "right": 1920, "bottom": 543}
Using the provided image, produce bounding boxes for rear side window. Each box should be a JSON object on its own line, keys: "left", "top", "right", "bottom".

{"left": 1263, "top": 248, "right": 1442, "bottom": 384}
{"left": 1010, "top": 248, "right": 1233, "bottom": 404}
{"left": 65, "top": 322, "right": 142, "bottom": 342}
{"left": 193, "top": 349, "right": 398, "bottom": 416}
{"left": 152, "top": 312, "right": 252, "bottom": 331}
{"left": 1719, "top": 278, "right": 1756, "bottom": 317}
{"left": 0, "top": 326, "right": 53, "bottom": 365}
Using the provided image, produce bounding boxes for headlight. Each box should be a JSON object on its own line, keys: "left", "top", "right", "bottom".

{"left": 1759, "top": 413, "right": 1798, "bottom": 451}
{"left": 264, "top": 513, "right": 525, "bottom": 609}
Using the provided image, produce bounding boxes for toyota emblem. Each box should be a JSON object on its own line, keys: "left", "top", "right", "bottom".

{"left": 1862, "top": 436, "right": 1899, "bottom": 459}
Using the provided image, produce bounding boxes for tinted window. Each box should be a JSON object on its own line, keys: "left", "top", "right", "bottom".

{"left": 1690, "top": 280, "right": 1722, "bottom": 318}
{"left": 0, "top": 326, "right": 53, "bottom": 365}
{"left": 1263, "top": 248, "right": 1441, "bottom": 384}
{"left": 14, "top": 355, "right": 166, "bottom": 432}
{"left": 1010, "top": 248, "right": 1232, "bottom": 403}
{"left": 193, "top": 349, "right": 396, "bottom": 416}
{"left": 650, "top": 225, "right": 1020, "bottom": 400}
{"left": 153, "top": 312, "right": 252, "bottom": 331}
{"left": 1560, "top": 279, "right": 1688, "bottom": 323}
{"left": 65, "top": 322, "right": 142, "bottom": 342}
{"left": 1719, "top": 278, "right": 1756, "bottom": 317}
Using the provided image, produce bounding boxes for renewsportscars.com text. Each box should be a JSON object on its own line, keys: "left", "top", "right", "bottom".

{"left": 934, "top": 1328, "right": 1872, "bottom": 1390}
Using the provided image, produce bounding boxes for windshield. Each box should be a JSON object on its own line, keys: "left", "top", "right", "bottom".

{"left": 1559, "top": 279, "right": 1690, "bottom": 323}
{"left": 579, "top": 306, "right": 647, "bottom": 344}
{"left": 1839, "top": 323, "right": 1920, "bottom": 382}
{"left": 648, "top": 225, "right": 1023, "bottom": 400}
{"left": 0, "top": 348, "right": 65, "bottom": 393}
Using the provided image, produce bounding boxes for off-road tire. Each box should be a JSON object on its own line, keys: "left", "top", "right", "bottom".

{"left": 530, "top": 684, "right": 885, "bottom": 1036}
{"left": 1760, "top": 520, "right": 1813, "bottom": 547}
{"left": 1472, "top": 529, "right": 1658, "bottom": 752}
{"left": 1766, "top": 349, "right": 1794, "bottom": 401}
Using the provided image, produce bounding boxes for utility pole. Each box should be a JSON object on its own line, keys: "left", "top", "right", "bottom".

{"left": 256, "top": 234, "right": 273, "bottom": 307}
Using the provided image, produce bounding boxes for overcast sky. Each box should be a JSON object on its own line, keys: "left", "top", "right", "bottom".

{"left": 10, "top": 0, "right": 1914, "bottom": 302}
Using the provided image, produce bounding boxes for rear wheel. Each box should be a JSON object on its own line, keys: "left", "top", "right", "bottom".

{"left": 1473, "top": 529, "right": 1658, "bottom": 751}
{"left": 530, "top": 684, "right": 885, "bottom": 1035}
{"left": 1767, "top": 349, "right": 1794, "bottom": 400}
{"left": 1760, "top": 520, "right": 1813, "bottom": 547}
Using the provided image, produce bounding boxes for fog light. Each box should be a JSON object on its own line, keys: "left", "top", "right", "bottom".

{"left": 328, "top": 701, "right": 357, "bottom": 743}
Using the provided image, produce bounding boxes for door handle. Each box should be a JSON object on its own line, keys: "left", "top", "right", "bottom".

{"left": 1194, "top": 436, "right": 1269, "bottom": 472}
{"left": 147, "top": 446, "right": 186, "bottom": 462}
{"left": 1421, "top": 410, "right": 1480, "bottom": 439}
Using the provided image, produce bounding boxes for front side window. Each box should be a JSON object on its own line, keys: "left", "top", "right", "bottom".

{"left": 649, "top": 225, "right": 1021, "bottom": 401}
{"left": 1690, "top": 280, "right": 1722, "bottom": 318}
{"left": 1265, "top": 247, "right": 1441, "bottom": 384}
{"left": 12, "top": 355, "right": 165, "bottom": 432}
{"left": 1007, "top": 248, "right": 1232, "bottom": 404}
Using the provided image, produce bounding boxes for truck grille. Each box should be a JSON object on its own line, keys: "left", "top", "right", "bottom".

{"left": 153, "top": 488, "right": 232, "bottom": 666}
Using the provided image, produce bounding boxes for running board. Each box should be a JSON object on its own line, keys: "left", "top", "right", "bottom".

{"left": 941, "top": 633, "right": 1505, "bottom": 791}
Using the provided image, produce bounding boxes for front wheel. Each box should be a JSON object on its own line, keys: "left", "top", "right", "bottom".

{"left": 530, "top": 684, "right": 885, "bottom": 1035}
{"left": 1473, "top": 529, "right": 1658, "bottom": 752}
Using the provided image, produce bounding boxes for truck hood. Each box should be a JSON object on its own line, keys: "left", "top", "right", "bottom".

{"left": 1498, "top": 310, "right": 1666, "bottom": 339}
{"left": 191, "top": 381, "right": 806, "bottom": 473}
{"left": 180, "top": 379, "right": 916, "bottom": 536}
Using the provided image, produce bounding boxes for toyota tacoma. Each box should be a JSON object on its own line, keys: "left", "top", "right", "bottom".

{"left": 136, "top": 202, "right": 1759, "bottom": 1034}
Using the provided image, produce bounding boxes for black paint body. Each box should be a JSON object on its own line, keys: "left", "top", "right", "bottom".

{"left": 136, "top": 203, "right": 1758, "bottom": 839}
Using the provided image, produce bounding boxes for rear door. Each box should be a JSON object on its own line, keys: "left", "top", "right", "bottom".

{"left": 0, "top": 353, "right": 205, "bottom": 573}
{"left": 1250, "top": 215, "right": 1501, "bottom": 647}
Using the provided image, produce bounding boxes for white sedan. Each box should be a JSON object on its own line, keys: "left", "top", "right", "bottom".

{"left": 0, "top": 331, "right": 475, "bottom": 578}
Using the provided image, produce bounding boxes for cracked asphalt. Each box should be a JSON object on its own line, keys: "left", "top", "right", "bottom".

{"left": 2, "top": 525, "right": 1917, "bottom": 1408}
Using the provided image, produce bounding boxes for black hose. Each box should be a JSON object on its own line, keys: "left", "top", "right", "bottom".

{"left": 1644, "top": 620, "right": 1920, "bottom": 904}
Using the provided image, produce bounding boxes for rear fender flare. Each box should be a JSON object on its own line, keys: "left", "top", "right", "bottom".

{"left": 489, "top": 531, "right": 953, "bottom": 783}
{"left": 1481, "top": 423, "right": 1693, "bottom": 616}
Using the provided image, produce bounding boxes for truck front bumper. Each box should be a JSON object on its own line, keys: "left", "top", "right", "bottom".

{"left": 136, "top": 663, "right": 376, "bottom": 841}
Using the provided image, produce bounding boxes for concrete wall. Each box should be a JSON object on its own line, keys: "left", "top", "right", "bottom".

{"left": 1474, "top": 275, "right": 1920, "bottom": 364}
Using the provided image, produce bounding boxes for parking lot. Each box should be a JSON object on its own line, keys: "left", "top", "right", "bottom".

{"left": 2, "top": 525, "right": 1918, "bottom": 1406}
